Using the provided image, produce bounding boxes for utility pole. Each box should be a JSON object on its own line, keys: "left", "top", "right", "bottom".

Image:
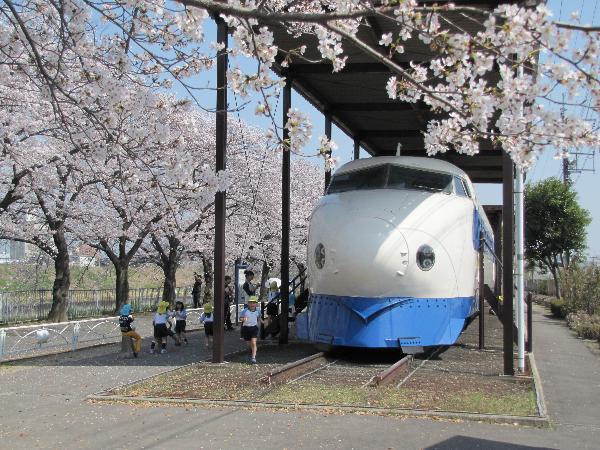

{"left": 562, "top": 157, "right": 570, "bottom": 185}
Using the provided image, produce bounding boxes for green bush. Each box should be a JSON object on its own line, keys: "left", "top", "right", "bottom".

{"left": 550, "top": 299, "right": 568, "bottom": 318}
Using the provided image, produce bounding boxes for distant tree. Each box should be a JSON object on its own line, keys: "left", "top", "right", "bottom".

{"left": 525, "top": 178, "right": 591, "bottom": 298}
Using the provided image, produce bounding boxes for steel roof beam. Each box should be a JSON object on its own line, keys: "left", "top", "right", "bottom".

{"left": 358, "top": 130, "right": 424, "bottom": 138}
{"left": 330, "top": 102, "right": 416, "bottom": 112}
{"left": 287, "top": 62, "right": 407, "bottom": 74}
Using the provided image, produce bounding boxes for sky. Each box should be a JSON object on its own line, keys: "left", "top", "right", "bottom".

{"left": 174, "top": 0, "right": 600, "bottom": 259}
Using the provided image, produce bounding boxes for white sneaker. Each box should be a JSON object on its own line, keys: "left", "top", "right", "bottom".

{"left": 160, "top": 349, "right": 167, "bottom": 354}
{"left": 150, "top": 349, "right": 155, "bottom": 354}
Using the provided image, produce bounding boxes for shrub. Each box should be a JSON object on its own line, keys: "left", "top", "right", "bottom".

{"left": 566, "top": 313, "right": 600, "bottom": 340}
{"left": 550, "top": 299, "right": 568, "bottom": 318}
{"left": 561, "top": 263, "right": 600, "bottom": 315}
{"left": 575, "top": 323, "right": 600, "bottom": 340}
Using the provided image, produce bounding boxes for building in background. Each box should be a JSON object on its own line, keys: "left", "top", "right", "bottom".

{"left": 0, "top": 240, "right": 27, "bottom": 263}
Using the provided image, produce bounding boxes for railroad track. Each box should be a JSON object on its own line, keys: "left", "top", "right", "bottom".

{"left": 260, "top": 352, "right": 414, "bottom": 388}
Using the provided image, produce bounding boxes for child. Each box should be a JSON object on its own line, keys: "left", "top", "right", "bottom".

{"left": 199, "top": 303, "right": 214, "bottom": 348}
{"left": 174, "top": 301, "right": 188, "bottom": 344}
{"left": 151, "top": 301, "right": 178, "bottom": 354}
{"left": 119, "top": 313, "right": 141, "bottom": 357}
{"left": 240, "top": 296, "right": 262, "bottom": 364}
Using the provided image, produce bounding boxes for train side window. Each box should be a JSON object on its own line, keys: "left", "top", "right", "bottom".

{"left": 327, "top": 165, "right": 387, "bottom": 194}
{"left": 453, "top": 176, "right": 468, "bottom": 197}
{"left": 462, "top": 179, "right": 472, "bottom": 198}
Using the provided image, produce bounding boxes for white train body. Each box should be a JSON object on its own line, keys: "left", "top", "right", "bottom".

{"left": 296, "top": 156, "right": 494, "bottom": 351}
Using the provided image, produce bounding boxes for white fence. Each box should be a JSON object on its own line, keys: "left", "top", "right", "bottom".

{"left": 0, "top": 287, "right": 193, "bottom": 324}
{"left": 0, "top": 308, "right": 206, "bottom": 361}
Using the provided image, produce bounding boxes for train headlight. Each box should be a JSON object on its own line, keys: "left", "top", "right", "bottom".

{"left": 416, "top": 245, "right": 435, "bottom": 271}
{"left": 315, "top": 243, "right": 325, "bottom": 269}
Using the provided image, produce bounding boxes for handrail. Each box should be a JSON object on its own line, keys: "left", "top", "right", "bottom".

{"left": 484, "top": 240, "right": 503, "bottom": 269}
{"left": 266, "top": 266, "right": 307, "bottom": 306}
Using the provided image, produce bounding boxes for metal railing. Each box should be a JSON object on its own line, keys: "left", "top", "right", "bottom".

{"left": 261, "top": 267, "right": 308, "bottom": 321}
{"left": 0, "top": 307, "right": 209, "bottom": 361}
{"left": 0, "top": 287, "right": 193, "bottom": 324}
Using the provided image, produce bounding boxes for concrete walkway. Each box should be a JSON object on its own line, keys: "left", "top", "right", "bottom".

{"left": 529, "top": 304, "right": 600, "bottom": 432}
{"left": 0, "top": 304, "right": 599, "bottom": 449}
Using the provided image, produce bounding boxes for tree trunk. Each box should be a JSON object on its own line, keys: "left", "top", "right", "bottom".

{"left": 201, "top": 254, "right": 213, "bottom": 304}
{"left": 115, "top": 263, "right": 129, "bottom": 313}
{"left": 550, "top": 266, "right": 561, "bottom": 299}
{"left": 47, "top": 230, "right": 70, "bottom": 322}
{"left": 259, "top": 260, "right": 270, "bottom": 302}
{"left": 161, "top": 260, "right": 177, "bottom": 305}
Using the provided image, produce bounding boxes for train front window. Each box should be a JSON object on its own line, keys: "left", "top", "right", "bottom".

{"left": 327, "top": 165, "right": 387, "bottom": 194}
{"left": 387, "top": 166, "right": 453, "bottom": 194}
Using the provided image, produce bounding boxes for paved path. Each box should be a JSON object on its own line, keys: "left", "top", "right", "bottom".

{"left": 529, "top": 304, "right": 600, "bottom": 433}
{"left": 1, "top": 304, "right": 599, "bottom": 449}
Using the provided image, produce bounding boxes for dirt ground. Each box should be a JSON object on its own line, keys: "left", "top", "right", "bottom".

{"left": 106, "top": 311, "right": 538, "bottom": 417}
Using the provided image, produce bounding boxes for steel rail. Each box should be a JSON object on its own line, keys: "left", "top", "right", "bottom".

{"left": 371, "top": 355, "right": 414, "bottom": 387}
{"left": 260, "top": 352, "right": 327, "bottom": 385}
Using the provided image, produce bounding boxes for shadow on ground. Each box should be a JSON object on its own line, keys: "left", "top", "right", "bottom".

{"left": 425, "top": 436, "right": 556, "bottom": 450}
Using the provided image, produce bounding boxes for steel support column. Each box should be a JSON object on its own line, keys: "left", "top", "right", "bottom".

{"left": 493, "top": 217, "right": 502, "bottom": 297}
{"left": 212, "top": 16, "right": 228, "bottom": 363}
{"left": 526, "top": 292, "right": 533, "bottom": 353}
{"left": 478, "top": 230, "right": 485, "bottom": 350}
{"left": 515, "top": 169, "right": 525, "bottom": 372}
{"left": 324, "top": 113, "right": 332, "bottom": 192}
{"left": 279, "top": 79, "right": 292, "bottom": 345}
{"left": 502, "top": 153, "right": 514, "bottom": 376}
{"left": 353, "top": 138, "right": 360, "bottom": 160}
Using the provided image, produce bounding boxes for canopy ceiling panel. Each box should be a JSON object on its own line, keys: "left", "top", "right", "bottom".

{"left": 266, "top": 1, "right": 520, "bottom": 183}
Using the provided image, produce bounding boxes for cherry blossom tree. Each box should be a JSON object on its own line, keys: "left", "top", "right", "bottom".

{"left": 69, "top": 91, "right": 228, "bottom": 313}
{"left": 3, "top": 0, "right": 599, "bottom": 322}
{"left": 0, "top": 147, "right": 93, "bottom": 322}
{"left": 3, "top": 1, "right": 598, "bottom": 168}
{"left": 139, "top": 108, "right": 216, "bottom": 305}
{"left": 193, "top": 0, "right": 600, "bottom": 168}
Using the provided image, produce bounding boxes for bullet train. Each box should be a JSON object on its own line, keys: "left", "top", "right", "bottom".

{"left": 295, "top": 156, "right": 495, "bottom": 353}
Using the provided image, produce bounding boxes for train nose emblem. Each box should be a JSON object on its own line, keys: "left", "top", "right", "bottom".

{"left": 315, "top": 243, "right": 326, "bottom": 269}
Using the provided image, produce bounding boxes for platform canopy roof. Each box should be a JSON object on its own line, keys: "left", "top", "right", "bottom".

{"left": 266, "top": 0, "right": 521, "bottom": 183}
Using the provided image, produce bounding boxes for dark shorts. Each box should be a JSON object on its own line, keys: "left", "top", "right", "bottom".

{"left": 204, "top": 322, "right": 214, "bottom": 336}
{"left": 175, "top": 320, "right": 186, "bottom": 333}
{"left": 154, "top": 323, "right": 169, "bottom": 339}
{"left": 242, "top": 325, "right": 259, "bottom": 341}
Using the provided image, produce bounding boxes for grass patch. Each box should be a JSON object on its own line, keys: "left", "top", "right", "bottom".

{"left": 108, "top": 366, "right": 537, "bottom": 417}
{"left": 265, "top": 382, "right": 372, "bottom": 406}
{"left": 445, "top": 390, "right": 537, "bottom": 416}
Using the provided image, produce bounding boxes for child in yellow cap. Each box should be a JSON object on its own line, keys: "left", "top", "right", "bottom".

{"left": 151, "top": 301, "right": 178, "bottom": 354}
{"left": 240, "top": 296, "right": 262, "bottom": 363}
{"left": 199, "top": 303, "right": 214, "bottom": 348}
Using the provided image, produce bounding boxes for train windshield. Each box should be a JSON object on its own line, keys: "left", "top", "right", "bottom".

{"left": 327, "top": 165, "right": 387, "bottom": 194}
{"left": 387, "top": 165, "right": 453, "bottom": 193}
{"left": 327, "top": 164, "right": 453, "bottom": 195}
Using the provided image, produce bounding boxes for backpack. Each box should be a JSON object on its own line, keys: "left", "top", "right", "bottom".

{"left": 119, "top": 315, "right": 132, "bottom": 332}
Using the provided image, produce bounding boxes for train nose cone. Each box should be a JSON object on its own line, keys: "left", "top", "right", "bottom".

{"left": 309, "top": 216, "right": 409, "bottom": 297}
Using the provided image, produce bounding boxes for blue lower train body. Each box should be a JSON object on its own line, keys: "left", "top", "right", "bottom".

{"left": 295, "top": 294, "right": 478, "bottom": 349}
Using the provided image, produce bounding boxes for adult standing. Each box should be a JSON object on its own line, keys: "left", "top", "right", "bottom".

{"left": 224, "top": 275, "right": 234, "bottom": 330}
{"left": 192, "top": 272, "right": 202, "bottom": 308}
{"left": 241, "top": 269, "right": 257, "bottom": 306}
